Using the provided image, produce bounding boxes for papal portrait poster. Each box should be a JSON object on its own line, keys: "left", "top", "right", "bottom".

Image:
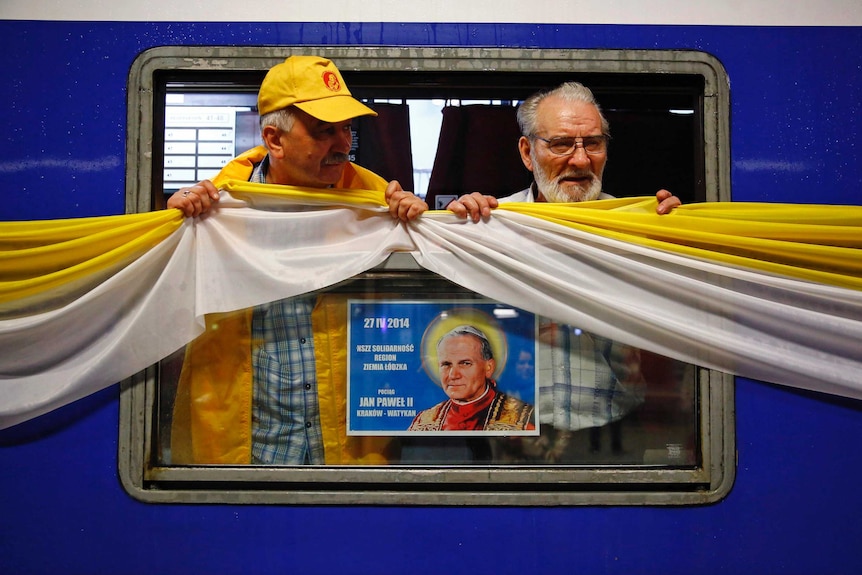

{"left": 347, "top": 300, "right": 538, "bottom": 436}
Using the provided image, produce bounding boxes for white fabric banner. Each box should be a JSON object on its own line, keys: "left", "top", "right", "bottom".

{"left": 1, "top": 194, "right": 861, "bottom": 429}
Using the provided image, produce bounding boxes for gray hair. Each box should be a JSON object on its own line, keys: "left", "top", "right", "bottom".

{"left": 437, "top": 325, "right": 494, "bottom": 361}
{"left": 259, "top": 107, "right": 296, "bottom": 134}
{"left": 516, "top": 81, "right": 610, "bottom": 138}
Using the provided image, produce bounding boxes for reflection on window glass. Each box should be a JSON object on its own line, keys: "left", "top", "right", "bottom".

{"left": 156, "top": 274, "right": 697, "bottom": 468}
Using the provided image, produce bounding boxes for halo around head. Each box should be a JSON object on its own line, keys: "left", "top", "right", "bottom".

{"left": 420, "top": 307, "right": 507, "bottom": 386}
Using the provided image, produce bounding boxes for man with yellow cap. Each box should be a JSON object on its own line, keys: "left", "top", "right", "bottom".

{"left": 168, "top": 55, "right": 426, "bottom": 219}
{"left": 168, "top": 56, "right": 427, "bottom": 466}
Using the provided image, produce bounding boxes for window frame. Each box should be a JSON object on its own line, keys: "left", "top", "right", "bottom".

{"left": 120, "top": 45, "right": 734, "bottom": 505}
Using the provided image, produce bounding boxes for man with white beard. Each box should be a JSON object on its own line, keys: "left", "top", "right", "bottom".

{"left": 446, "top": 82, "right": 682, "bottom": 461}
{"left": 447, "top": 81, "right": 680, "bottom": 216}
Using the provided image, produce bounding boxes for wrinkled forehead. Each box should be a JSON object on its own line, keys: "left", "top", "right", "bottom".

{"left": 535, "top": 95, "right": 603, "bottom": 136}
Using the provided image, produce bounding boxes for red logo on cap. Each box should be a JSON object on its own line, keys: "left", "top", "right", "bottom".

{"left": 322, "top": 71, "right": 341, "bottom": 93}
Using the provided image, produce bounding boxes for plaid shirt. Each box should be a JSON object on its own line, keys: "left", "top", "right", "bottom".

{"left": 501, "top": 188, "right": 644, "bottom": 431}
{"left": 248, "top": 157, "right": 324, "bottom": 464}
{"left": 537, "top": 321, "right": 645, "bottom": 431}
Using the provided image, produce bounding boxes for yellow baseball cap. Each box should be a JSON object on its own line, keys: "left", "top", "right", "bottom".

{"left": 257, "top": 55, "right": 377, "bottom": 122}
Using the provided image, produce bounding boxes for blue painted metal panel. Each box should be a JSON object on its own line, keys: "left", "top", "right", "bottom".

{"left": 1, "top": 20, "right": 861, "bottom": 575}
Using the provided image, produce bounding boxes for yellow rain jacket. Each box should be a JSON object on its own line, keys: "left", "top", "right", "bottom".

{"left": 170, "top": 147, "right": 395, "bottom": 465}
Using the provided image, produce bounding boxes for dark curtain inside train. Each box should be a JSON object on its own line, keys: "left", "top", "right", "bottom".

{"left": 425, "top": 105, "right": 532, "bottom": 209}
{"left": 353, "top": 102, "right": 415, "bottom": 192}
{"left": 601, "top": 110, "right": 697, "bottom": 204}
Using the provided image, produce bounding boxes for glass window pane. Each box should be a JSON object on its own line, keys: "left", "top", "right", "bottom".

{"left": 121, "top": 45, "right": 732, "bottom": 505}
{"left": 155, "top": 270, "right": 698, "bottom": 469}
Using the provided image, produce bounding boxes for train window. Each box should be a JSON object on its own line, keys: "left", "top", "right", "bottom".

{"left": 120, "top": 46, "right": 733, "bottom": 505}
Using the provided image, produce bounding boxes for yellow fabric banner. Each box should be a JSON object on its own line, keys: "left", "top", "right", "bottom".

{"left": 0, "top": 182, "right": 860, "bottom": 429}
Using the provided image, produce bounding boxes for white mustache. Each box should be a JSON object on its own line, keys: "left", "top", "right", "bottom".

{"left": 323, "top": 153, "right": 350, "bottom": 165}
{"left": 557, "top": 170, "right": 595, "bottom": 182}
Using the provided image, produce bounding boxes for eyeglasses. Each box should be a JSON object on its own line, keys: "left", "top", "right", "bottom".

{"left": 533, "top": 134, "right": 609, "bottom": 156}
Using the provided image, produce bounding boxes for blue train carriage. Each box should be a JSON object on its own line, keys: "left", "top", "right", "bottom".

{"left": 1, "top": 2, "right": 861, "bottom": 574}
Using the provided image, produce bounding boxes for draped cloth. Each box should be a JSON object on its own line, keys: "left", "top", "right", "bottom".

{"left": 1, "top": 180, "right": 860, "bottom": 429}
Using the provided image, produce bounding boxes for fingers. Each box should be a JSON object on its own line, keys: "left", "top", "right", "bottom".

{"left": 396, "top": 195, "right": 429, "bottom": 221}
{"left": 655, "top": 189, "right": 682, "bottom": 215}
{"left": 200, "top": 180, "right": 220, "bottom": 201}
{"left": 166, "top": 180, "right": 220, "bottom": 218}
{"left": 384, "top": 180, "right": 404, "bottom": 219}
{"left": 447, "top": 192, "right": 499, "bottom": 222}
{"left": 385, "top": 180, "right": 428, "bottom": 221}
{"left": 384, "top": 180, "right": 403, "bottom": 201}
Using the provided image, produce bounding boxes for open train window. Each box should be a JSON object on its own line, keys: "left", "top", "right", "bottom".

{"left": 121, "top": 46, "right": 733, "bottom": 505}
